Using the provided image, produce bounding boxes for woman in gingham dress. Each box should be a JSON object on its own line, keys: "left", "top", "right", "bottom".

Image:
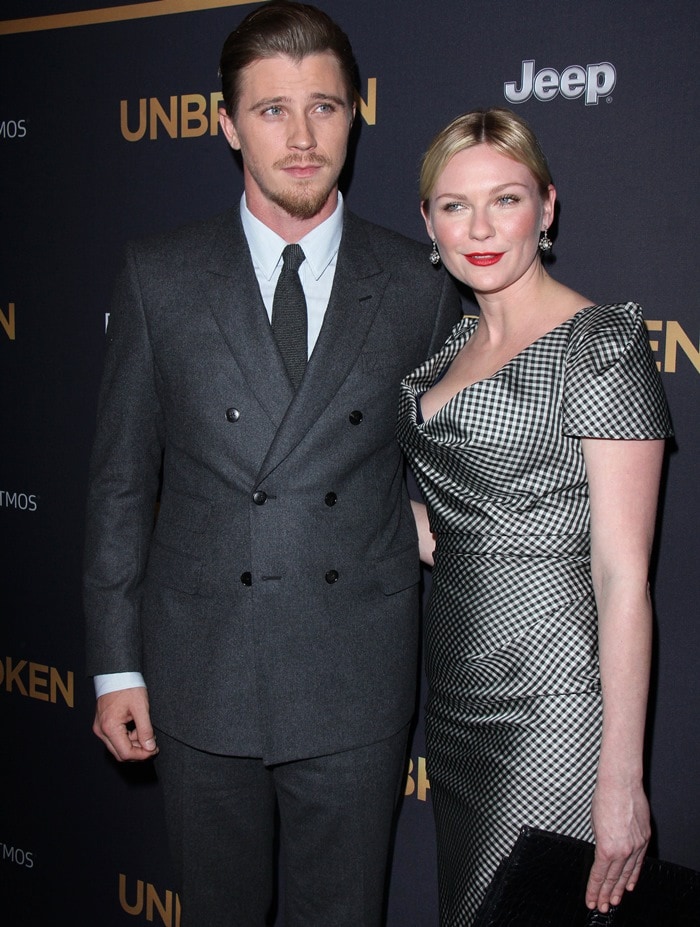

{"left": 396, "top": 109, "right": 672, "bottom": 926}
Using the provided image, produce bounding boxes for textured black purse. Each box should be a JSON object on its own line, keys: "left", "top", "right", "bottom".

{"left": 473, "top": 826, "right": 700, "bottom": 926}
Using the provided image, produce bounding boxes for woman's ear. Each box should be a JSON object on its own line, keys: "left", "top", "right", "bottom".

{"left": 421, "top": 200, "right": 435, "bottom": 241}
{"left": 542, "top": 184, "right": 556, "bottom": 230}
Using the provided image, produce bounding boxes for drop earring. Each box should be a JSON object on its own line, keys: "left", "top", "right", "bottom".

{"left": 538, "top": 229, "right": 553, "bottom": 253}
{"left": 429, "top": 239, "right": 441, "bottom": 266}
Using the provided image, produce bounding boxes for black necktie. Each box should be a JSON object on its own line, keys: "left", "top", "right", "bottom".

{"left": 272, "top": 244, "right": 307, "bottom": 389}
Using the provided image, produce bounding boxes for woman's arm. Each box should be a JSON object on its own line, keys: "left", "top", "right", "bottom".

{"left": 581, "top": 436, "right": 664, "bottom": 913}
{"left": 410, "top": 499, "right": 436, "bottom": 566}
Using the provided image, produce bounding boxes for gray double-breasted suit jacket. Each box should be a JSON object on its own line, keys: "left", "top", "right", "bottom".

{"left": 84, "top": 206, "right": 461, "bottom": 764}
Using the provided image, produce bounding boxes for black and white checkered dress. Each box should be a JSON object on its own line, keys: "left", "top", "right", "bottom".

{"left": 397, "top": 302, "right": 673, "bottom": 926}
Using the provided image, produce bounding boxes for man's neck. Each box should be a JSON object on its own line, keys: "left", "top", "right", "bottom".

{"left": 244, "top": 187, "right": 340, "bottom": 243}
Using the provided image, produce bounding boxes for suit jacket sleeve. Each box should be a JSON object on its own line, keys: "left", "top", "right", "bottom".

{"left": 84, "top": 242, "right": 165, "bottom": 675}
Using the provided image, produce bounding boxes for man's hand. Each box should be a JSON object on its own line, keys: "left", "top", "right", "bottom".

{"left": 93, "top": 687, "right": 158, "bottom": 762}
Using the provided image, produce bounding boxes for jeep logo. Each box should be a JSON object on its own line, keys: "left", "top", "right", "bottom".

{"left": 504, "top": 59, "right": 616, "bottom": 105}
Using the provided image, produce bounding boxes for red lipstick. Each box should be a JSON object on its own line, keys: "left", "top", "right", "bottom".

{"left": 465, "top": 253, "right": 504, "bottom": 266}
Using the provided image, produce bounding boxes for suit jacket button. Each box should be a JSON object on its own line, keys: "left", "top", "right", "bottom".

{"left": 226, "top": 407, "right": 240, "bottom": 422}
{"left": 240, "top": 572, "right": 252, "bottom": 586}
{"left": 253, "top": 491, "right": 267, "bottom": 505}
{"left": 324, "top": 492, "right": 337, "bottom": 507}
{"left": 325, "top": 569, "right": 339, "bottom": 584}
{"left": 349, "top": 410, "right": 363, "bottom": 425}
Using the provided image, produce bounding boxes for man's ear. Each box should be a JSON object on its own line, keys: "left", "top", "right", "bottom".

{"left": 218, "top": 107, "right": 241, "bottom": 150}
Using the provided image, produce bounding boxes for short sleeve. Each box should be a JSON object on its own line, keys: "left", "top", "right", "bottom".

{"left": 562, "top": 302, "right": 673, "bottom": 439}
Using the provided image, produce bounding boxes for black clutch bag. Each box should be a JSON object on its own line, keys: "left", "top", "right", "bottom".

{"left": 473, "top": 826, "right": 700, "bottom": 926}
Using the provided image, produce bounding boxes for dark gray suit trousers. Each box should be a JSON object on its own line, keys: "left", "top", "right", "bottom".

{"left": 155, "top": 725, "right": 410, "bottom": 927}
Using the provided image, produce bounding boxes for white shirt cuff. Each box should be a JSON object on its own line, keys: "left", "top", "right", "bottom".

{"left": 94, "top": 672, "right": 147, "bottom": 698}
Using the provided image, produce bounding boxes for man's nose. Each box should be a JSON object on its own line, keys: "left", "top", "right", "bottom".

{"left": 287, "top": 113, "right": 316, "bottom": 150}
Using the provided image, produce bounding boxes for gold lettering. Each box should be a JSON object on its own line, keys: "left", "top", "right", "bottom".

{"left": 118, "top": 874, "right": 180, "bottom": 924}
{"left": 416, "top": 755, "right": 431, "bottom": 801}
{"left": 664, "top": 320, "right": 700, "bottom": 374}
{"left": 150, "top": 96, "right": 177, "bottom": 140}
{"left": 356, "top": 77, "right": 377, "bottom": 126}
{"left": 50, "top": 666, "right": 74, "bottom": 707}
{"left": 0, "top": 657, "right": 74, "bottom": 706}
{"left": 4, "top": 658, "right": 28, "bottom": 696}
{"left": 119, "top": 873, "right": 144, "bottom": 915}
{"left": 180, "top": 94, "right": 208, "bottom": 138}
{"left": 0, "top": 302, "right": 15, "bottom": 339}
{"left": 120, "top": 99, "right": 147, "bottom": 142}
{"left": 404, "top": 756, "right": 430, "bottom": 800}
{"left": 146, "top": 882, "right": 174, "bottom": 925}
{"left": 119, "top": 91, "right": 248, "bottom": 140}
{"left": 210, "top": 92, "right": 223, "bottom": 135}
{"left": 645, "top": 319, "right": 663, "bottom": 372}
{"left": 404, "top": 757, "right": 415, "bottom": 797}
{"left": 29, "top": 662, "right": 49, "bottom": 701}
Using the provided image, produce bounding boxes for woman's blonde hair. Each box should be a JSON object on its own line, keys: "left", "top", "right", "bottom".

{"left": 420, "top": 108, "right": 553, "bottom": 203}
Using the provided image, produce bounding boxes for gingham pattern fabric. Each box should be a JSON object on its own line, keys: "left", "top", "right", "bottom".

{"left": 397, "top": 302, "right": 672, "bottom": 926}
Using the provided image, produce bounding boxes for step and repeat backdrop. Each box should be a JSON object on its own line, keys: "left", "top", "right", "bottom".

{"left": 1, "top": 1, "right": 698, "bottom": 923}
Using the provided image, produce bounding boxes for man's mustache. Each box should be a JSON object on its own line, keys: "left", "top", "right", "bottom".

{"left": 274, "top": 154, "right": 330, "bottom": 169}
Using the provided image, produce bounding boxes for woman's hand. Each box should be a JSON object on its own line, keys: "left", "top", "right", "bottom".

{"left": 586, "top": 776, "right": 650, "bottom": 911}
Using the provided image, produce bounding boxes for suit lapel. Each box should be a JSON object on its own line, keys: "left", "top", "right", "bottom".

{"left": 203, "top": 209, "right": 294, "bottom": 428}
{"left": 257, "top": 212, "right": 388, "bottom": 482}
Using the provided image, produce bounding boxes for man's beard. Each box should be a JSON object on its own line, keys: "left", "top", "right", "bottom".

{"left": 268, "top": 182, "right": 335, "bottom": 220}
{"left": 267, "top": 154, "right": 339, "bottom": 220}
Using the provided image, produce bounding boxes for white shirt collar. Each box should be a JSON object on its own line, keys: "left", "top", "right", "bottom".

{"left": 240, "top": 191, "right": 344, "bottom": 281}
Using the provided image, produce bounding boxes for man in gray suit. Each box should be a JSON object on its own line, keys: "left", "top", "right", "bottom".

{"left": 85, "top": 2, "right": 459, "bottom": 925}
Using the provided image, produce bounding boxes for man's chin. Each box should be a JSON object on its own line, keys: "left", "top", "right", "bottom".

{"left": 270, "top": 185, "right": 335, "bottom": 221}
